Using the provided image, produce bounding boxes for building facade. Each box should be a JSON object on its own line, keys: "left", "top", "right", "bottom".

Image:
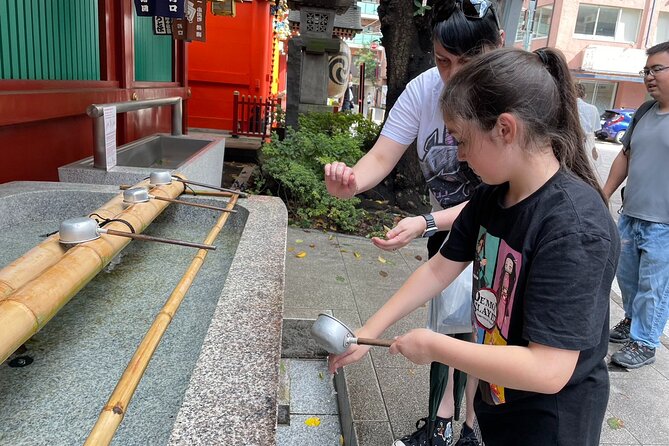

{"left": 515, "top": 0, "right": 669, "bottom": 113}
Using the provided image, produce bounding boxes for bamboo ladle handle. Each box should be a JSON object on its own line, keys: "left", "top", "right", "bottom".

{"left": 100, "top": 228, "right": 216, "bottom": 250}
{"left": 150, "top": 195, "right": 236, "bottom": 213}
{"left": 354, "top": 337, "right": 394, "bottom": 348}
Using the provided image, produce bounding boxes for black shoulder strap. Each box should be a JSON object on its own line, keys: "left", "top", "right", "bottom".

{"left": 622, "top": 100, "right": 657, "bottom": 152}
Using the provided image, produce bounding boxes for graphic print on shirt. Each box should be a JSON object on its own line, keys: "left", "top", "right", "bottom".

{"left": 418, "top": 127, "right": 479, "bottom": 208}
{"left": 472, "top": 226, "right": 522, "bottom": 405}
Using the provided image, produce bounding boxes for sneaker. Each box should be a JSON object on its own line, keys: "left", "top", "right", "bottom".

{"left": 432, "top": 417, "right": 454, "bottom": 446}
{"left": 393, "top": 418, "right": 429, "bottom": 446}
{"left": 393, "top": 416, "right": 453, "bottom": 446}
{"left": 609, "top": 318, "right": 631, "bottom": 344}
{"left": 455, "top": 424, "right": 480, "bottom": 446}
{"left": 611, "top": 340, "right": 656, "bottom": 369}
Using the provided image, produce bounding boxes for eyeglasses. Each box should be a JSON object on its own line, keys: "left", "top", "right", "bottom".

{"left": 456, "top": 0, "right": 500, "bottom": 28}
{"left": 639, "top": 66, "right": 669, "bottom": 77}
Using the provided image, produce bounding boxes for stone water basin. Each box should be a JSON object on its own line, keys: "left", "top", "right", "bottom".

{"left": 0, "top": 181, "right": 286, "bottom": 445}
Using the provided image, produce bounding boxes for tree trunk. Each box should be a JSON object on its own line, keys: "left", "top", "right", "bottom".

{"left": 366, "top": 0, "right": 435, "bottom": 213}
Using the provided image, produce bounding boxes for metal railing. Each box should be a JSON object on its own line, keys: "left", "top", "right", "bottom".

{"left": 231, "top": 92, "right": 281, "bottom": 139}
{"left": 87, "top": 97, "right": 183, "bottom": 169}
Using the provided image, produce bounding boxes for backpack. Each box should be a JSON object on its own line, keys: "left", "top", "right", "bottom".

{"left": 621, "top": 99, "right": 657, "bottom": 153}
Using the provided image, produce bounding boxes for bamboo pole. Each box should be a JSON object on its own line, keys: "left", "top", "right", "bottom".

{"left": 120, "top": 184, "right": 238, "bottom": 198}
{"left": 84, "top": 194, "right": 239, "bottom": 446}
{"left": 0, "top": 179, "right": 187, "bottom": 364}
{"left": 0, "top": 180, "right": 153, "bottom": 301}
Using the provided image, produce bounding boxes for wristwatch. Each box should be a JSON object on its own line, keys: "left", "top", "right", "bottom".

{"left": 421, "top": 213, "right": 438, "bottom": 238}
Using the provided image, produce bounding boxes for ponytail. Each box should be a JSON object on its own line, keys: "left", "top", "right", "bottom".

{"left": 441, "top": 47, "right": 606, "bottom": 203}
{"left": 533, "top": 48, "right": 605, "bottom": 203}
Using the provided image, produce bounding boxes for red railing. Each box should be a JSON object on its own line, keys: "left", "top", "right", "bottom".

{"left": 232, "top": 91, "right": 282, "bottom": 138}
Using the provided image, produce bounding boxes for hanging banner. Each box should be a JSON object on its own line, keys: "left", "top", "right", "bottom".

{"left": 134, "top": 0, "right": 186, "bottom": 19}
{"left": 172, "top": 0, "right": 206, "bottom": 42}
{"left": 153, "top": 16, "right": 173, "bottom": 35}
{"left": 154, "top": 0, "right": 186, "bottom": 18}
{"left": 134, "top": 0, "right": 155, "bottom": 16}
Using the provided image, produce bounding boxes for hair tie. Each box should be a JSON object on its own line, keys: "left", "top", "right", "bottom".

{"left": 535, "top": 49, "right": 549, "bottom": 65}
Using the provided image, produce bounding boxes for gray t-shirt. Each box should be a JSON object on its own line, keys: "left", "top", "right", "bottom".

{"left": 622, "top": 102, "right": 669, "bottom": 224}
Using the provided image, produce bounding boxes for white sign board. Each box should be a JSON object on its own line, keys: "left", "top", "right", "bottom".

{"left": 103, "top": 106, "right": 117, "bottom": 170}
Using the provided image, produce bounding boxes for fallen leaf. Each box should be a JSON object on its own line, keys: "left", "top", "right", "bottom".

{"left": 309, "top": 243, "right": 315, "bottom": 248}
{"left": 353, "top": 252, "right": 361, "bottom": 259}
{"left": 415, "top": 255, "right": 423, "bottom": 261}
{"left": 296, "top": 251, "right": 307, "bottom": 258}
{"left": 375, "top": 200, "right": 385, "bottom": 204}
{"left": 340, "top": 435, "right": 344, "bottom": 445}
{"left": 318, "top": 371, "right": 324, "bottom": 380}
{"left": 378, "top": 256, "right": 387, "bottom": 264}
{"left": 606, "top": 417, "right": 624, "bottom": 430}
{"left": 287, "top": 247, "right": 295, "bottom": 252}
{"left": 379, "top": 271, "right": 388, "bottom": 277}
{"left": 295, "top": 239, "right": 303, "bottom": 244}
{"left": 383, "top": 225, "right": 392, "bottom": 232}
{"left": 305, "top": 417, "right": 321, "bottom": 427}
{"left": 340, "top": 249, "right": 348, "bottom": 253}
{"left": 336, "top": 275, "right": 345, "bottom": 282}
{"left": 328, "top": 235, "right": 334, "bottom": 240}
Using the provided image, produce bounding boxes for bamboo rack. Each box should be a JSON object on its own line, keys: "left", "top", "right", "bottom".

{"left": 0, "top": 178, "right": 187, "bottom": 365}
{"left": 0, "top": 179, "right": 156, "bottom": 300}
{"left": 84, "top": 194, "right": 239, "bottom": 445}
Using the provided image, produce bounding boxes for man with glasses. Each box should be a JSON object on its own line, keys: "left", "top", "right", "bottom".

{"left": 603, "top": 41, "right": 669, "bottom": 369}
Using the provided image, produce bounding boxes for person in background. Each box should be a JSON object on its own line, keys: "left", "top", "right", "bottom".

{"left": 325, "top": 1, "right": 504, "bottom": 445}
{"left": 604, "top": 41, "right": 669, "bottom": 369}
{"left": 341, "top": 76, "right": 355, "bottom": 112}
{"left": 575, "top": 83, "right": 602, "bottom": 182}
{"left": 329, "top": 46, "right": 619, "bottom": 446}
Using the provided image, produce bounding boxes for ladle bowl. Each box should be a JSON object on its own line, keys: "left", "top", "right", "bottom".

{"left": 310, "top": 313, "right": 394, "bottom": 355}
{"left": 58, "top": 217, "right": 216, "bottom": 250}
{"left": 123, "top": 187, "right": 236, "bottom": 213}
{"left": 123, "top": 187, "right": 150, "bottom": 204}
{"left": 149, "top": 171, "right": 173, "bottom": 186}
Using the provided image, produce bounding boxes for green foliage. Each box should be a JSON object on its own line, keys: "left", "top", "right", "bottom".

{"left": 413, "top": 0, "right": 432, "bottom": 16}
{"left": 355, "top": 44, "right": 380, "bottom": 86}
{"left": 253, "top": 112, "right": 382, "bottom": 233}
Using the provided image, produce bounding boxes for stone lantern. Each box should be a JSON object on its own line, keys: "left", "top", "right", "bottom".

{"left": 285, "top": 0, "right": 361, "bottom": 128}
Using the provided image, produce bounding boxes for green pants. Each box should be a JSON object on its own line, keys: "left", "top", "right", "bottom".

{"left": 428, "top": 332, "right": 469, "bottom": 423}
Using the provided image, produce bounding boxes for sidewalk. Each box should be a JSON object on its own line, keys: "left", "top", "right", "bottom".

{"left": 282, "top": 226, "right": 669, "bottom": 446}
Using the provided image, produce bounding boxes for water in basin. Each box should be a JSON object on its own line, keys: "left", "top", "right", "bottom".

{"left": 0, "top": 189, "right": 246, "bottom": 445}
{"left": 116, "top": 135, "right": 211, "bottom": 168}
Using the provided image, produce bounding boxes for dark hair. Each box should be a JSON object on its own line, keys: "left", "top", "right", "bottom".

{"left": 440, "top": 47, "right": 605, "bottom": 202}
{"left": 575, "top": 83, "right": 586, "bottom": 99}
{"left": 647, "top": 41, "right": 669, "bottom": 56}
{"left": 431, "top": 0, "right": 502, "bottom": 58}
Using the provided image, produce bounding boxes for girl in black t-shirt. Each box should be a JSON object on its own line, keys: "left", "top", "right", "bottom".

{"left": 328, "top": 47, "right": 620, "bottom": 446}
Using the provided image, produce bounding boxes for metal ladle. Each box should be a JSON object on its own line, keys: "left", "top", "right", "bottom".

{"left": 149, "top": 171, "right": 247, "bottom": 197}
{"left": 310, "top": 313, "right": 393, "bottom": 355}
{"left": 123, "top": 188, "right": 236, "bottom": 213}
{"left": 58, "top": 217, "right": 216, "bottom": 250}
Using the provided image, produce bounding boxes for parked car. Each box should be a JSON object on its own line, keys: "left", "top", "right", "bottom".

{"left": 595, "top": 108, "right": 636, "bottom": 144}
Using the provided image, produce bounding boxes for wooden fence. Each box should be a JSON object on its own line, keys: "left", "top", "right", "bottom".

{"left": 232, "top": 91, "right": 281, "bottom": 138}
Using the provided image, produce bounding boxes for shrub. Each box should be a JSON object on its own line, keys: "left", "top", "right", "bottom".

{"left": 253, "top": 112, "right": 381, "bottom": 232}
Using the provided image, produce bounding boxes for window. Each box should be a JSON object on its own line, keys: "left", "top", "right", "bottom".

{"left": 656, "top": 12, "right": 669, "bottom": 45}
{"left": 515, "top": 5, "right": 553, "bottom": 42}
{"left": 574, "top": 5, "right": 640, "bottom": 43}
{"left": 579, "top": 81, "right": 617, "bottom": 116}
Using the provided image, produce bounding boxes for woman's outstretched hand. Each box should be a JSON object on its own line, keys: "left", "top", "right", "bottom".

{"left": 389, "top": 328, "right": 437, "bottom": 365}
{"left": 372, "top": 216, "right": 426, "bottom": 251}
{"left": 324, "top": 161, "right": 358, "bottom": 199}
{"left": 327, "top": 343, "right": 370, "bottom": 373}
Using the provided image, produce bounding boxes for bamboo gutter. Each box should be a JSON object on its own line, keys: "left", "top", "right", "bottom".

{"left": 84, "top": 194, "right": 239, "bottom": 446}
{"left": 0, "top": 179, "right": 187, "bottom": 365}
{"left": 0, "top": 179, "right": 163, "bottom": 300}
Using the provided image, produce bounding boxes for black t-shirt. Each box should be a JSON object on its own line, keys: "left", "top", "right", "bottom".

{"left": 441, "top": 170, "right": 620, "bottom": 446}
